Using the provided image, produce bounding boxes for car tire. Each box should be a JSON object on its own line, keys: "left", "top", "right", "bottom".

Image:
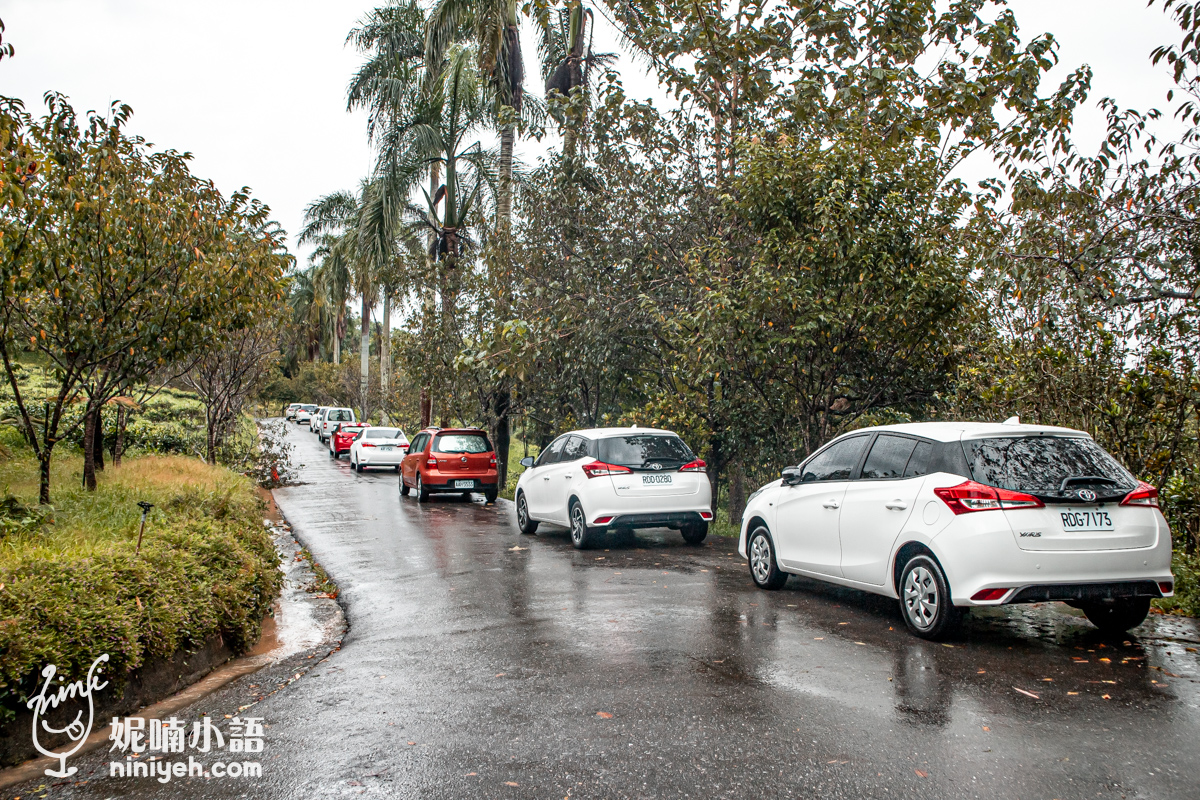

{"left": 354, "top": 458, "right": 363, "bottom": 473}
{"left": 681, "top": 522, "right": 708, "bottom": 545}
{"left": 569, "top": 500, "right": 599, "bottom": 550}
{"left": 898, "top": 554, "right": 960, "bottom": 640}
{"left": 416, "top": 474, "right": 430, "bottom": 503}
{"left": 516, "top": 492, "right": 538, "bottom": 534}
{"left": 400, "top": 474, "right": 410, "bottom": 496}
{"left": 484, "top": 488, "right": 498, "bottom": 504}
{"left": 747, "top": 526, "right": 787, "bottom": 590}
{"left": 1081, "top": 597, "right": 1151, "bottom": 634}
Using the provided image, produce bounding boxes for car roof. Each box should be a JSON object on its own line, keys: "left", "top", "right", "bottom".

{"left": 835, "top": 420, "right": 1090, "bottom": 443}
{"left": 556, "top": 426, "right": 678, "bottom": 440}
{"left": 433, "top": 427, "right": 488, "bottom": 435}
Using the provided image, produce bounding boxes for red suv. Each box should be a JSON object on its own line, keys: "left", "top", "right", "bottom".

{"left": 400, "top": 427, "right": 498, "bottom": 503}
{"left": 330, "top": 422, "right": 370, "bottom": 458}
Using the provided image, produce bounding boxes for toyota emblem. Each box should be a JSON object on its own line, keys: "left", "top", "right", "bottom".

{"left": 461, "top": 456, "right": 467, "bottom": 462}
{"left": 650, "top": 463, "right": 662, "bottom": 470}
{"left": 1077, "top": 488, "right": 1097, "bottom": 503}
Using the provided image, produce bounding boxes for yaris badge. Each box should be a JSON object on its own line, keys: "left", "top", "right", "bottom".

{"left": 1077, "top": 489, "right": 1097, "bottom": 503}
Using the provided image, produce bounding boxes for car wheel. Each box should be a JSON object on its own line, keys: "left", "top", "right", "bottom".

{"left": 899, "top": 554, "right": 960, "bottom": 640}
{"left": 400, "top": 473, "right": 410, "bottom": 496}
{"left": 416, "top": 474, "right": 430, "bottom": 503}
{"left": 1081, "top": 597, "right": 1151, "bottom": 634}
{"left": 569, "top": 500, "right": 598, "bottom": 550}
{"left": 516, "top": 492, "right": 538, "bottom": 534}
{"left": 681, "top": 522, "right": 708, "bottom": 545}
{"left": 354, "top": 457, "right": 363, "bottom": 473}
{"left": 484, "top": 488, "right": 498, "bottom": 504}
{"left": 747, "top": 526, "right": 787, "bottom": 589}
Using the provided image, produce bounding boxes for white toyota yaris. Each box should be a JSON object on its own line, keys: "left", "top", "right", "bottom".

{"left": 739, "top": 420, "right": 1174, "bottom": 640}
{"left": 514, "top": 427, "right": 713, "bottom": 549}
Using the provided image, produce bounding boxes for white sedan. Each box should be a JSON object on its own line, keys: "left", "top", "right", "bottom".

{"left": 514, "top": 427, "right": 713, "bottom": 549}
{"left": 350, "top": 427, "right": 409, "bottom": 472}
{"left": 739, "top": 420, "right": 1174, "bottom": 639}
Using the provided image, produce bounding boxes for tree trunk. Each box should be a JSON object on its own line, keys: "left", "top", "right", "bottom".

{"left": 498, "top": 126, "right": 515, "bottom": 237}
{"left": 82, "top": 405, "right": 98, "bottom": 491}
{"left": 360, "top": 294, "right": 371, "bottom": 420}
{"left": 381, "top": 291, "right": 391, "bottom": 424}
{"left": 420, "top": 387, "right": 431, "bottom": 428}
{"left": 493, "top": 386, "right": 511, "bottom": 492}
{"left": 205, "top": 406, "right": 218, "bottom": 465}
{"left": 114, "top": 405, "right": 126, "bottom": 467}
{"left": 93, "top": 406, "right": 104, "bottom": 472}
{"left": 333, "top": 313, "right": 342, "bottom": 365}
{"left": 727, "top": 462, "right": 746, "bottom": 526}
{"left": 39, "top": 449, "right": 52, "bottom": 505}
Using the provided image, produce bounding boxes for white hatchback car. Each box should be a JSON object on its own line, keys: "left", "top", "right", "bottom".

{"left": 295, "top": 404, "right": 317, "bottom": 424}
{"left": 308, "top": 406, "right": 327, "bottom": 433}
{"left": 318, "top": 407, "right": 355, "bottom": 442}
{"left": 740, "top": 421, "right": 1174, "bottom": 640}
{"left": 514, "top": 427, "right": 713, "bottom": 549}
{"left": 350, "top": 426, "right": 409, "bottom": 472}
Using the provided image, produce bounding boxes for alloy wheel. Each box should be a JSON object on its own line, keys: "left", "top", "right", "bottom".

{"left": 517, "top": 495, "right": 529, "bottom": 528}
{"left": 903, "top": 566, "right": 938, "bottom": 630}
{"left": 571, "top": 506, "right": 586, "bottom": 545}
{"left": 750, "top": 535, "right": 772, "bottom": 584}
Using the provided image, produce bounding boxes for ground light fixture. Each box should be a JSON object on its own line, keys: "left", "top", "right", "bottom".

{"left": 134, "top": 500, "right": 154, "bottom": 557}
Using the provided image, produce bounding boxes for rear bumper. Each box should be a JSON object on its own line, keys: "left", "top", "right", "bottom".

{"left": 598, "top": 510, "right": 712, "bottom": 529}
{"left": 359, "top": 451, "right": 405, "bottom": 466}
{"left": 426, "top": 477, "right": 497, "bottom": 492}
{"left": 1006, "top": 580, "right": 1169, "bottom": 604}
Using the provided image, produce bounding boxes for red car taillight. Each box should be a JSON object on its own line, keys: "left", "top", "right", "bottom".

{"left": 971, "top": 588, "right": 1010, "bottom": 601}
{"left": 679, "top": 459, "right": 707, "bottom": 472}
{"left": 489, "top": 455, "right": 497, "bottom": 466}
{"left": 426, "top": 458, "right": 437, "bottom": 468}
{"left": 361, "top": 442, "right": 376, "bottom": 448}
{"left": 1121, "top": 481, "right": 1159, "bottom": 507}
{"left": 582, "top": 461, "right": 633, "bottom": 478}
{"left": 933, "top": 480, "right": 1043, "bottom": 515}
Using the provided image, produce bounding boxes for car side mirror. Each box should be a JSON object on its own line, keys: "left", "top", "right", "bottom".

{"left": 781, "top": 467, "right": 802, "bottom": 486}
{"left": 519, "top": 457, "right": 535, "bottom": 468}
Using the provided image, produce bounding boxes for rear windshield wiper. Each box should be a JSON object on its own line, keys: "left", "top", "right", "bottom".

{"left": 1060, "top": 475, "right": 1121, "bottom": 492}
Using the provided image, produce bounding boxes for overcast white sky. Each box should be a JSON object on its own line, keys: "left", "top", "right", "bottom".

{"left": 0, "top": 0, "right": 1186, "bottom": 266}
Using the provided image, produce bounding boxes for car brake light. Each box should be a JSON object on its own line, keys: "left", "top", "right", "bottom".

{"left": 581, "top": 461, "right": 633, "bottom": 478}
{"left": 1121, "top": 481, "right": 1159, "bottom": 507}
{"left": 680, "top": 459, "right": 707, "bottom": 472}
{"left": 426, "top": 458, "right": 437, "bottom": 468}
{"left": 490, "top": 456, "right": 497, "bottom": 466}
{"left": 971, "top": 588, "right": 1010, "bottom": 602}
{"left": 1158, "top": 580, "right": 1174, "bottom": 595}
{"left": 593, "top": 516, "right": 614, "bottom": 525}
{"left": 361, "top": 442, "right": 376, "bottom": 448}
{"left": 933, "top": 480, "right": 1043, "bottom": 514}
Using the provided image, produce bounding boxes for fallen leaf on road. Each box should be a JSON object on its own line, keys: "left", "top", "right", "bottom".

{"left": 915, "top": 769, "right": 928, "bottom": 778}
{"left": 1042, "top": 678, "right": 1053, "bottom": 682}
{"left": 814, "top": 637, "right": 824, "bottom": 640}
{"left": 508, "top": 546, "right": 526, "bottom": 551}
{"left": 977, "top": 670, "right": 986, "bottom": 674}
{"left": 1099, "top": 657, "right": 1111, "bottom": 663}
{"left": 596, "top": 712, "right": 613, "bottom": 719}
{"left": 982, "top": 726, "right": 990, "bottom": 731}
{"left": 407, "top": 741, "right": 416, "bottom": 746}
{"left": 504, "top": 781, "right": 519, "bottom": 787}
{"left": 713, "top": 659, "right": 724, "bottom": 663}
{"left": 1102, "top": 694, "right": 1111, "bottom": 700}
{"left": 838, "top": 622, "right": 849, "bottom": 626}
{"left": 1186, "top": 647, "right": 1197, "bottom": 653}
{"left": 855, "top": 642, "right": 866, "bottom": 646}
{"left": 1068, "top": 691, "right": 1080, "bottom": 695}
{"left": 941, "top": 643, "right": 954, "bottom": 648}
{"left": 495, "top": 673, "right": 506, "bottom": 678}
{"left": 1013, "top": 687, "right": 1040, "bottom": 699}
{"left": 466, "top": 772, "right": 477, "bottom": 776}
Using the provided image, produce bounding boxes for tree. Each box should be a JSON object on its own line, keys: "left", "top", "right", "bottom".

{"left": 184, "top": 321, "right": 282, "bottom": 464}
{"left": 0, "top": 95, "right": 289, "bottom": 502}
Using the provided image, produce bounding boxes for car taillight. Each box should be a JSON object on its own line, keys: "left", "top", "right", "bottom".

{"left": 971, "top": 588, "right": 1010, "bottom": 602}
{"left": 489, "top": 455, "right": 497, "bottom": 466}
{"left": 593, "top": 516, "right": 614, "bottom": 525}
{"left": 1159, "top": 580, "right": 1174, "bottom": 595}
{"left": 933, "top": 480, "right": 1043, "bottom": 514}
{"left": 680, "top": 459, "right": 707, "bottom": 472}
{"left": 361, "top": 442, "right": 376, "bottom": 448}
{"left": 699, "top": 510, "right": 714, "bottom": 521}
{"left": 581, "top": 461, "right": 633, "bottom": 478}
{"left": 1121, "top": 481, "right": 1159, "bottom": 507}
{"left": 426, "top": 458, "right": 437, "bottom": 468}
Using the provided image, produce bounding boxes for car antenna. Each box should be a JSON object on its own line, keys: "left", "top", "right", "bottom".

{"left": 1002, "top": 415, "right": 1020, "bottom": 425}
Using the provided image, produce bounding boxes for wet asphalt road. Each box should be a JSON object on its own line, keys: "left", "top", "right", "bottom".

{"left": 23, "top": 421, "right": 1200, "bottom": 799}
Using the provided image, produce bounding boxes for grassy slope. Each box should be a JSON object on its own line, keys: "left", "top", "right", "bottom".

{"left": 0, "top": 452, "right": 281, "bottom": 721}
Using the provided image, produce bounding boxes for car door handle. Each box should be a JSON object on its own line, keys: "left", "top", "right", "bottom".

{"left": 822, "top": 499, "right": 840, "bottom": 509}
{"left": 885, "top": 500, "right": 908, "bottom": 510}
{"left": 543, "top": 476, "right": 551, "bottom": 481}
{"left": 565, "top": 475, "right": 573, "bottom": 480}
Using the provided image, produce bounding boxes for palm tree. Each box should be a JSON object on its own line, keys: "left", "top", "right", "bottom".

{"left": 542, "top": 2, "right": 613, "bottom": 158}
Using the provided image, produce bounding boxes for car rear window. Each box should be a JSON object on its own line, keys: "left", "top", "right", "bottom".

{"left": 302, "top": 405, "right": 317, "bottom": 411}
{"left": 964, "top": 436, "right": 1138, "bottom": 499}
{"left": 433, "top": 433, "right": 491, "bottom": 454}
{"left": 364, "top": 428, "right": 402, "bottom": 440}
{"left": 598, "top": 435, "right": 694, "bottom": 469}
{"left": 328, "top": 409, "right": 354, "bottom": 422}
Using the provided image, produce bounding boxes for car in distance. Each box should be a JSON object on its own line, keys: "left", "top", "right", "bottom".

{"left": 739, "top": 420, "right": 1174, "bottom": 640}
{"left": 308, "top": 406, "right": 327, "bottom": 433}
{"left": 329, "top": 422, "right": 370, "bottom": 458}
{"left": 514, "top": 427, "right": 713, "bottom": 550}
{"left": 285, "top": 403, "right": 302, "bottom": 420}
{"left": 350, "top": 426, "right": 409, "bottom": 473}
{"left": 318, "top": 407, "right": 356, "bottom": 443}
{"left": 400, "top": 428, "right": 498, "bottom": 503}
{"left": 295, "top": 404, "right": 318, "bottom": 424}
